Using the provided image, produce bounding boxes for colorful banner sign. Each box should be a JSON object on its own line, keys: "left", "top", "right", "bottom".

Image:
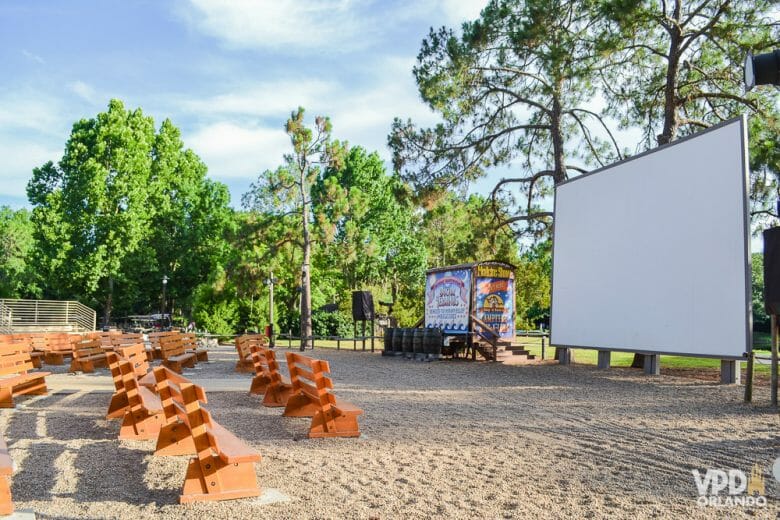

{"left": 475, "top": 273, "right": 515, "bottom": 338}
{"left": 425, "top": 269, "right": 471, "bottom": 334}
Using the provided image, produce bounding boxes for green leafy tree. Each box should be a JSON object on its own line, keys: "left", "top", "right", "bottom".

{"left": 28, "top": 99, "right": 155, "bottom": 324}
{"left": 390, "top": 0, "right": 623, "bottom": 237}
{"left": 244, "top": 108, "right": 341, "bottom": 349}
{"left": 27, "top": 99, "right": 232, "bottom": 323}
{"left": 0, "top": 207, "right": 38, "bottom": 298}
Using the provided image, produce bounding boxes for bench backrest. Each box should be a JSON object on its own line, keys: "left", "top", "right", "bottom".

{"left": 159, "top": 334, "right": 186, "bottom": 359}
{"left": 108, "top": 353, "right": 156, "bottom": 413}
{"left": 236, "top": 334, "right": 266, "bottom": 362}
{"left": 72, "top": 338, "right": 103, "bottom": 360}
{"left": 45, "top": 333, "right": 75, "bottom": 353}
{"left": 111, "top": 333, "right": 144, "bottom": 348}
{"left": 180, "top": 333, "right": 198, "bottom": 351}
{"left": 285, "top": 352, "right": 336, "bottom": 412}
{"left": 153, "top": 367, "right": 229, "bottom": 460}
{"left": 115, "top": 343, "right": 150, "bottom": 377}
{"left": 0, "top": 341, "right": 34, "bottom": 376}
{"left": 148, "top": 331, "right": 177, "bottom": 348}
{"left": 153, "top": 366, "right": 207, "bottom": 426}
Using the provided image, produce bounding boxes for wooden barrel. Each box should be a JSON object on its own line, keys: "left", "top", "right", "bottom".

{"left": 402, "top": 328, "right": 414, "bottom": 358}
{"left": 412, "top": 328, "right": 424, "bottom": 360}
{"left": 392, "top": 328, "right": 403, "bottom": 355}
{"left": 423, "top": 328, "right": 443, "bottom": 360}
{"left": 382, "top": 328, "right": 395, "bottom": 356}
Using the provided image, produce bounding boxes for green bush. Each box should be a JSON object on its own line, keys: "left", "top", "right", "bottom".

{"left": 312, "top": 310, "right": 353, "bottom": 337}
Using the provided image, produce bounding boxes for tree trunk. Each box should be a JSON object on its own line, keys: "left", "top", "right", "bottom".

{"left": 657, "top": 1, "right": 683, "bottom": 146}
{"left": 103, "top": 276, "right": 113, "bottom": 329}
{"left": 299, "top": 167, "right": 313, "bottom": 351}
{"left": 550, "top": 88, "right": 571, "bottom": 362}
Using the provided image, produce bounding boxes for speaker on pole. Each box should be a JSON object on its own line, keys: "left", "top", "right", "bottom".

{"left": 352, "top": 291, "right": 375, "bottom": 321}
{"left": 764, "top": 227, "right": 780, "bottom": 314}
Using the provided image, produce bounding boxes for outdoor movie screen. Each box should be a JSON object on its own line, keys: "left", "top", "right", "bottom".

{"left": 550, "top": 117, "right": 751, "bottom": 359}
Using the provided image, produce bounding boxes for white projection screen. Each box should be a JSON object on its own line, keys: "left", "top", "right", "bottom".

{"left": 551, "top": 117, "right": 750, "bottom": 359}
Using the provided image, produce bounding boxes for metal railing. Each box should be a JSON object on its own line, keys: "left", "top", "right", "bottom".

{"left": 0, "top": 299, "right": 96, "bottom": 332}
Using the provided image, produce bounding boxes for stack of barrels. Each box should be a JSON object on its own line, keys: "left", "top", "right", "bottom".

{"left": 382, "top": 327, "right": 442, "bottom": 360}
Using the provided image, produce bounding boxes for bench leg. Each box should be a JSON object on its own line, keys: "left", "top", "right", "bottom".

{"left": 235, "top": 361, "right": 253, "bottom": 373}
{"left": 308, "top": 410, "right": 361, "bottom": 438}
{"left": 31, "top": 355, "right": 42, "bottom": 369}
{"left": 0, "top": 388, "right": 12, "bottom": 408}
{"left": 0, "top": 474, "right": 12, "bottom": 515}
{"left": 119, "top": 409, "right": 165, "bottom": 440}
{"left": 44, "top": 352, "right": 64, "bottom": 365}
{"left": 262, "top": 382, "right": 293, "bottom": 408}
{"left": 179, "top": 457, "right": 260, "bottom": 504}
{"left": 283, "top": 392, "right": 319, "bottom": 417}
{"left": 163, "top": 360, "right": 182, "bottom": 374}
{"left": 23, "top": 379, "right": 48, "bottom": 396}
{"left": 81, "top": 360, "right": 95, "bottom": 374}
{"left": 155, "top": 421, "right": 195, "bottom": 456}
{"left": 195, "top": 351, "right": 209, "bottom": 362}
{"left": 106, "top": 392, "right": 128, "bottom": 420}
{"left": 249, "top": 374, "right": 271, "bottom": 396}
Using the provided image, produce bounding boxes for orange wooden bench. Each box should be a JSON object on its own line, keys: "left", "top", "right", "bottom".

{"left": 69, "top": 338, "right": 108, "bottom": 373}
{"left": 0, "top": 335, "right": 43, "bottom": 369}
{"left": 181, "top": 333, "right": 209, "bottom": 362}
{"left": 0, "top": 435, "right": 14, "bottom": 515}
{"left": 42, "top": 333, "right": 77, "bottom": 365}
{"left": 148, "top": 331, "right": 176, "bottom": 360}
{"left": 249, "top": 346, "right": 293, "bottom": 407}
{"left": 106, "top": 352, "right": 166, "bottom": 440}
{"left": 283, "top": 352, "right": 363, "bottom": 438}
{"left": 105, "top": 344, "right": 152, "bottom": 419}
{"left": 0, "top": 340, "right": 50, "bottom": 408}
{"left": 152, "top": 365, "right": 262, "bottom": 503}
{"left": 110, "top": 332, "right": 144, "bottom": 349}
{"left": 152, "top": 366, "right": 207, "bottom": 456}
{"left": 234, "top": 334, "right": 265, "bottom": 373}
{"left": 159, "top": 335, "right": 197, "bottom": 373}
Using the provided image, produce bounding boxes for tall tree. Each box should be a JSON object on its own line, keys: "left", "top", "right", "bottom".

{"left": 0, "top": 207, "right": 38, "bottom": 298}
{"left": 244, "top": 108, "right": 340, "bottom": 350}
{"left": 28, "top": 99, "right": 155, "bottom": 324}
{"left": 602, "top": 0, "right": 779, "bottom": 146}
{"left": 27, "top": 99, "right": 232, "bottom": 323}
{"left": 389, "top": 0, "right": 622, "bottom": 237}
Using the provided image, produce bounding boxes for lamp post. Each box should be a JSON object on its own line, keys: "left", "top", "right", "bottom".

{"left": 161, "top": 275, "right": 168, "bottom": 316}
{"left": 264, "top": 273, "right": 277, "bottom": 347}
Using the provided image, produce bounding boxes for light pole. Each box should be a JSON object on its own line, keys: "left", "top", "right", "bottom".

{"left": 161, "top": 275, "right": 168, "bottom": 316}
{"left": 264, "top": 273, "right": 277, "bottom": 347}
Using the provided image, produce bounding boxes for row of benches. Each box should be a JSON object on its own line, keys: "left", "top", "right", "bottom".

{"left": 106, "top": 346, "right": 260, "bottom": 503}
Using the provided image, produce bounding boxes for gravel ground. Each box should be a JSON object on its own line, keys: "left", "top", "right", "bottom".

{"left": 2, "top": 346, "right": 779, "bottom": 519}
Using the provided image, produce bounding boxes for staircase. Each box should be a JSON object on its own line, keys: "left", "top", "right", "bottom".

{"left": 474, "top": 339, "right": 536, "bottom": 364}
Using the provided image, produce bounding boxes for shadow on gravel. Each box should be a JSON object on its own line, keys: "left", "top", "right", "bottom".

{"left": 72, "top": 442, "right": 180, "bottom": 506}
{"left": 10, "top": 441, "right": 66, "bottom": 500}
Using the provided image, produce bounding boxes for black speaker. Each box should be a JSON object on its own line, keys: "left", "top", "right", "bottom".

{"left": 352, "top": 291, "right": 374, "bottom": 321}
{"left": 763, "top": 227, "right": 780, "bottom": 314}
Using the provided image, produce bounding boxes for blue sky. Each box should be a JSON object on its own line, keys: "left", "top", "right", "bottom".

{"left": 0, "top": 0, "right": 493, "bottom": 209}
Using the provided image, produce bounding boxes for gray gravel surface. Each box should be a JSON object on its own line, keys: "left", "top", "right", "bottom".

{"left": 2, "top": 345, "right": 778, "bottom": 519}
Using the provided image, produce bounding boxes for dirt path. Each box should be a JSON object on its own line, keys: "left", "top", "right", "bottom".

{"left": 2, "top": 347, "right": 778, "bottom": 518}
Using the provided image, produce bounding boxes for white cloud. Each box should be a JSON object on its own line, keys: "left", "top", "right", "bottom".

{"left": 437, "top": 0, "right": 487, "bottom": 25}
{"left": 68, "top": 81, "right": 97, "bottom": 103}
{"left": 177, "top": 79, "right": 339, "bottom": 119}
{"left": 0, "top": 139, "right": 62, "bottom": 199}
{"left": 185, "top": 121, "right": 290, "bottom": 180}
{"left": 180, "top": 0, "right": 373, "bottom": 52}
{"left": 21, "top": 49, "right": 45, "bottom": 64}
{"left": 0, "top": 93, "right": 66, "bottom": 136}
{"left": 178, "top": 0, "right": 489, "bottom": 53}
